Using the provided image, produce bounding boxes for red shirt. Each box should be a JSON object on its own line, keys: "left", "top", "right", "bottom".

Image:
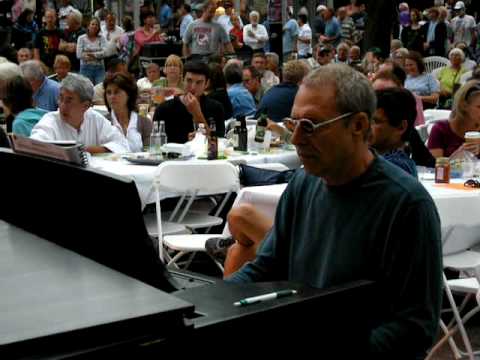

{"left": 230, "top": 27, "right": 243, "bottom": 44}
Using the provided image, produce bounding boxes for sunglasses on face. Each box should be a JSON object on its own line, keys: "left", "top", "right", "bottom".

{"left": 464, "top": 179, "right": 480, "bottom": 188}
{"left": 283, "top": 112, "right": 354, "bottom": 136}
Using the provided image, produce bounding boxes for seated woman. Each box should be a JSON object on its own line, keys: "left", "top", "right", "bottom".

{"left": 2, "top": 76, "right": 47, "bottom": 137}
{"left": 153, "top": 54, "right": 184, "bottom": 95}
{"left": 103, "top": 73, "right": 152, "bottom": 152}
{"left": 206, "top": 62, "right": 233, "bottom": 120}
{"left": 428, "top": 80, "right": 480, "bottom": 158}
{"left": 404, "top": 51, "right": 440, "bottom": 109}
{"left": 136, "top": 62, "right": 161, "bottom": 93}
{"left": 50, "top": 55, "right": 72, "bottom": 83}
{"left": 437, "top": 48, "right": 468, "bottom": 108}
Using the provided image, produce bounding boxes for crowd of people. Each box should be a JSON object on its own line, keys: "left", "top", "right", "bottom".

{"left": 2, "top": 0, "right": 480, "bottom": 357}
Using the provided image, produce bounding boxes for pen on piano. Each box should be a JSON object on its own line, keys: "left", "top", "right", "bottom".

{"left": 233, "top": 289, "right": 298, "bottom": 306}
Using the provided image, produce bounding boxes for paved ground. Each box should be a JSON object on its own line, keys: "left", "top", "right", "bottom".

{"left": 431, "top": 320, "right": 480, "bottom": 359}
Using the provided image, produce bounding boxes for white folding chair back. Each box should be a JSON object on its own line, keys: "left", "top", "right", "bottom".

{"left": 428, "top": 197, "right": 480, "bottom": 360}
{"left": 424, "top": 56, "right": 451, "bottom": 73}
{"left": 153, "top": 161, "right": 240, "bottom": 268}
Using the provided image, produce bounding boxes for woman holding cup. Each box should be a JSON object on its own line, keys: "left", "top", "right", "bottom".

{"left": 428, "top": 81, "right": 480, "bottom": 158}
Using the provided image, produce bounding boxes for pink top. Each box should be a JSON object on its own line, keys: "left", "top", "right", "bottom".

{"left": 414, "top": 95, "right": 425, "bottom": 126}
{"left": 134, "top": 28, "right": 164, "bottom": 54}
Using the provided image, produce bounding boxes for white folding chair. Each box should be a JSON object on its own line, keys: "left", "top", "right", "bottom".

{"left": 152, "top": 161, "right": 240, "bottom": 270}
{"left": 427, "top": 197, "right": 480, "bottom": 360}
{"left": 424, "top": 56, "right": 451, "bottom": 73}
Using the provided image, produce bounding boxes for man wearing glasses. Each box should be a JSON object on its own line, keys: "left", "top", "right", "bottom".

{"left": 226, "top": 64, "right": 442, "bottom": 358}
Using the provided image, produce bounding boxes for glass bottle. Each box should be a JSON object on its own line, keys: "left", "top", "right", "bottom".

{"left": 254, "top": 113, "right": 268, "bottom": 143}
{"left": 435, "top": 157, "right": 450, "bottom": 184}
{"left": 207, "top": 119, "right": 218, "bottom": 160}
{"left": 158, "top": 120, "right": 167, "bottom": 146}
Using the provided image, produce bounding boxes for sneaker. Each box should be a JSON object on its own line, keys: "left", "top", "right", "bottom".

{"left": 205, "top": 236, "right": 235, "bottom": 263}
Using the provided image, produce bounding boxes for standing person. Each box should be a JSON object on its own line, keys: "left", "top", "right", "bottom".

{"left": 422, "top": 7, "right": 447, "bottom": 57}
{"left": 59, "top": 9, "right": 85, "bottom": 72}
{"left": 282, "top": 8, "right": 298, "bottom": 61}
{"left": 134, "top": 11, "right": 165, "bottom": 57}
{"left": 320, "top": 7, "right": 341, "bottom": 47}
{"left": 312, "top": 5, "right": 326, "bottom": 45}
{"left": 401, "top": 8, "right": 426, "bottom": 55}
{"left": 229, "top": 15, "right": 244, "bottom": 51}
{"left": 296, "top": 14, "right": 312, "bottom": 59}
{"left": 450, "top": 1, "right": 476, "bottom": 51}
{"left": 158, "top": 0, "right": 173, "bottom": 31}
{"left": 216, "top": 1, "right": 242, "bottom": 34}
{"left": 104, "top": 73, "right": 152, "bottom": 152}
{"left": 179, "top": 3, "right": 194, "bottom": 40}
{"left": 57, "top": 0, "right": 75, "bottom": 31}
{"left": 101, "top": 12, "right": 124, "bottom": 56}
{"left": 34, "top": 9, "right": 63, "bottom": 70}
{"left": 226, "top": 64, "right": 442, "bottom": 358}
{"left": 182, "top": 0, "right": 234, "bottom": 62}
{"left": 337, "top": 6, "right": 356, "bottom": 45}
{"left": 76, "top": 17, "right": 107, "bottom": 85}
{"left": 242, "top": 11, "right": 268, "bottom": 53}
{"left": 11, "top": 8, "right": 38, "bottom": 49}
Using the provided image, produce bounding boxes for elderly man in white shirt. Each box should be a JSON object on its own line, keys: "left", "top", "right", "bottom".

{"left": 243, "top": 10, "right": 269, "bottom": 51}
{"left": 31, "top": 73, "right": 129, "bottom": 154}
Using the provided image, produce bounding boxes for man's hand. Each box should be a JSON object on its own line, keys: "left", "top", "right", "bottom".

{"left": 462, "top": 142, "right": 480, "bottom": 156}
{"left": 181, "top": 92, "right": 202, "bottom": 119}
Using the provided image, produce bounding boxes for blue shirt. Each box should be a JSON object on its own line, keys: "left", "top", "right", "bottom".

{"left": 33, "top": 78, "right": 60, "bottom": 112}
{"left": 180, "top": 13, "right": 193, "bottom": 39}
{"left": 325, "top": 17, "right": 341, "bottom": 46}
{"left": 282, "top": 19, "right": 299, "bottom": 54}
{"left": 227, "top": 83, "right": 256, "bottom": 118}
{"left": 405, "top": 73, "right": 440, "bottom": 97}
{"left": 427, "top": 21, "right": 437, "bottom": 43}
{"left": 256, "top": 83, "right": 298, "bottom": 122}
{"left": 383, "top": 149, "right": 418, "bottom": 178}
{"left": 12, "top": 108, "right": 48, "bottom": 137}
{"left": 159, "top": 4, "right": 173, "bottom": 28}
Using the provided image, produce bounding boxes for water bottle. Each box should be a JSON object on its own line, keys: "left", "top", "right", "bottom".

{"left": 149, "top": 121, "right": 161, "bottom": 155}
{"left": 159, "top": 120, "right": 167, "bottom": 146}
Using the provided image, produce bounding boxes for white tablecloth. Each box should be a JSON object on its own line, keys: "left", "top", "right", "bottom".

{"left": 223, "top": 181, "right": 480, "bottom": 248}
{"left": 89, "top": 150, "right": 299, "bottom": 207}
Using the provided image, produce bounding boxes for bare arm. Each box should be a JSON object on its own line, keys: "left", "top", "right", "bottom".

{"left": 182, "top": 42, "right": 191, "bottom": 57}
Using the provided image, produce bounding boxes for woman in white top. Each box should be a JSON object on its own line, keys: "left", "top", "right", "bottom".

{"left": 104, "top": 73, "right": 153, "bottom": 152}
{"left": 243, "top": 11, "right": 268, "bottom": 51}
{"left": 77, "top": 17, "right": 108, "bottom": 85}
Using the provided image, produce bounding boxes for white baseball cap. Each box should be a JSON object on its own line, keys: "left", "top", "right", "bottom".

{"left": 454, "top": 1, "right": 465, "bottom": 10}
{"left": 316, "top": 5, "right": 327, "bottom": 12}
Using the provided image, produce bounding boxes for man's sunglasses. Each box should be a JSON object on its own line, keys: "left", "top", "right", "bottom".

{"left": 283, "top": 112, "right": 354, "bottom": 136}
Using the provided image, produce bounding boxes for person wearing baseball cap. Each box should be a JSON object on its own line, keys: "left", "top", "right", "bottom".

{"left": 451, "top": 1, "right": 476, "bottom": 47}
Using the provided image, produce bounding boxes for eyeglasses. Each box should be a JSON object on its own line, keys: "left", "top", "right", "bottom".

{"left": 464, "top": 179, "right": 480, "bottom": 188}
{"left": 283, "top": 112, "right": 354, "bottom": 136}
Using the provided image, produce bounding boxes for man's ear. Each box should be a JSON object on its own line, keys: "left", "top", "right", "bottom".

{"left": 398, "top": 119, "right": 408, "bottom": 135}
{"left": 350, "top": 112, "right": 370, "bottom": 136}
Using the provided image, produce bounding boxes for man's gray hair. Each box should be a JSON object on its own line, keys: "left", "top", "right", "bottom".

{"left": 69, "top": 9, "right": 83, "bottom": 24}
{"left": 0, "top": 62, "right": 21, "bottom": 81}
{"left": 19, "top": 60, "right": 45, "bottom": 81}
{"left": 303, "top": 64, "right": 376, "bottom": 121}
{"left": 249, "top": 10, "right": 260, "bottom": 19}
{"left": 60, "top": 73, "right": 94, "bottom": 102}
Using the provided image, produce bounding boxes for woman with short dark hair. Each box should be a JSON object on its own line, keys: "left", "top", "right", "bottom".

{"left": 103, "top": 73, "right": 152, "bottom": 152}
{"left": 2, "top": 76, "right": 47, "bottom": 136}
